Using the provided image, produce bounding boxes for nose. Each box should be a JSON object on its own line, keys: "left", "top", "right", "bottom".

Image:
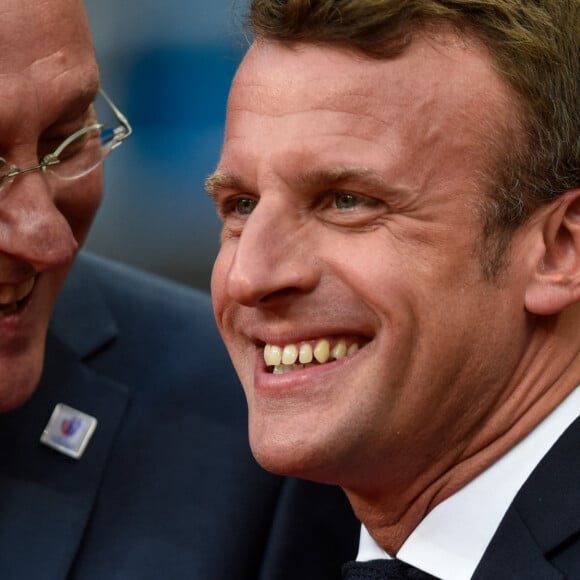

{"left": 0, "top": 171, "right": 78, "bottom": 270}
{"left": 224, "top": 199, "right": 320, "bottom": 307}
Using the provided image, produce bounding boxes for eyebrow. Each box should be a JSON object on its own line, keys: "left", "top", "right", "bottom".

{"left": 297, "top": 166, "right": 382, "bottom": 188}
{"left": 205, "top": 166, "right": 385, "bottom": 200}
{"left": 204, "top": 171, "right": 243, "bottom": 200}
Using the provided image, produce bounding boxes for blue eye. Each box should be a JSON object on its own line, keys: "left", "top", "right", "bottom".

{"left": 334, "top": 192, "right": 360, "bottom": 209}
{"left": 234, "top": 198, "right": 257, "bottom": 215}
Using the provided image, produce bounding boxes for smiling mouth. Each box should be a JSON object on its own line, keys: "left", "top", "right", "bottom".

{"left": 0, "top": 277, "right": 36, "bottom": 317}
{"left": 263, "top": 337, "right": 363, "bottom": 375}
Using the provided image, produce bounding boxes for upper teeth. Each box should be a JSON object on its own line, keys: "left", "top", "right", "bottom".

{"left": 0, "top": 277, "right": 35, "bottom": 306}
{"left": 264, "top": 338, "right": 360, "bottom": 372}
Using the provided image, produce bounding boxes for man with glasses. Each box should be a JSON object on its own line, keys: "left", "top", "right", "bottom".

{"left": 0, "top": 0, "right": 359, "bottom": 578}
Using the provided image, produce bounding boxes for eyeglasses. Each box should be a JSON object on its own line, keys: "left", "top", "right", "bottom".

{"left": 0, "top": 88, "right": 132, "bottom": 192}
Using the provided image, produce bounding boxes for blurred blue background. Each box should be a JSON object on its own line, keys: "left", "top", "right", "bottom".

{"left": 84, "top": 0, "right": 248, "bottom": 291}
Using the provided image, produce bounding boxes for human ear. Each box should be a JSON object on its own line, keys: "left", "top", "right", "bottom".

{"left": 525, "top": 189, "right": 580, "bottom": 315}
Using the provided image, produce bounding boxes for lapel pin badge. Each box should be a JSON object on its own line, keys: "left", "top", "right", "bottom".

{"left": 40, "top": 403, "right": 98, "bottom": 460}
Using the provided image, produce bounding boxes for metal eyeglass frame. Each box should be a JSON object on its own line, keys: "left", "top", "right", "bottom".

{"left": 1, "top": 88, "right": 132, "bottom": 187}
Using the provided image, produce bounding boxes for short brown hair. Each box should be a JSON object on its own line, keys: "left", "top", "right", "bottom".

{"left": 247, "top": 0, "right": 580, "bottom": 276}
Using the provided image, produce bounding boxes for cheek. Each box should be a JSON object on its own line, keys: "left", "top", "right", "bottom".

{"left": 323, "top": 237, "right": 413, "bottom": 312}
{"left": 211, "top": 246, "right": 234, "bottom": 331}
{"left": 55, "top": 172, "right": 103, "bottom": 245}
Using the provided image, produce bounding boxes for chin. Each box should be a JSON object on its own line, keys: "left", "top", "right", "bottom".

{"left": 249, "top": 425, "right": 346, "bottom": 484}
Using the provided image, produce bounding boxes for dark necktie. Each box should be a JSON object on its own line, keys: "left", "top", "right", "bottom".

{"left": 342, "top": 559, "right": 441, "bottom": 579}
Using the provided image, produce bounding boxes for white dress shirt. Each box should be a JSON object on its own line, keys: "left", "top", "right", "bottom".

{"left": 357, "top": 386, "right": 580, "bottom": 580}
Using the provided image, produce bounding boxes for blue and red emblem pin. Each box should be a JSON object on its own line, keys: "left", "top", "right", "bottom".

{"left": 41, "top": 404, "right": 98, "bottom": 459}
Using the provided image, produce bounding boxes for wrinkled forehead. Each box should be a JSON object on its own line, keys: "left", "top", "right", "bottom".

{"left": 0, "top": 0, "right": 94, "bottom": 75}
{"left": 231, "top": 41, "right": 371, "bottom": 111}
{"left": 230, "top": 35, "right": 514, "bottom": 136}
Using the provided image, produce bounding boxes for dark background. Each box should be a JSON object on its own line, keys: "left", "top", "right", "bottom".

{"left": 84, "top": 0, "right": 247, "bottom": 291}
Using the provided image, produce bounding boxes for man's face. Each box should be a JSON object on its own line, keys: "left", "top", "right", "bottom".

{"left": 211, "top": 35, "right": 533, "bottom": 492}
{"left": 0, "top": 0, "right": 101, "bottom": 411}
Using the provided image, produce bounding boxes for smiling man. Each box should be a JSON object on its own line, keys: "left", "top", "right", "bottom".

{"left": 209, "top": 0, "right": 580, "bottom": 578}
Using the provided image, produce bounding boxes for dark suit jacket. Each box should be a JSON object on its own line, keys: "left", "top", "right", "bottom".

{"left": 472, "top": 415, "right": 580, "bottom": 580}
{"left": 0, "top": 252, "right": 359, "bottom": 579}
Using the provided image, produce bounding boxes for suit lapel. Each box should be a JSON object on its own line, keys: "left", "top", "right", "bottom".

{"left": 474, "top": 417, "right": 580, "bottom": 580}
{"left": 258, "top": 477, "right": 360, "bottom": 579}
{"left": 471, "top": 506, "right": 564, "bottom": 580}
{"left": 0, "top": 257, "right": 130, "bottom": 578}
